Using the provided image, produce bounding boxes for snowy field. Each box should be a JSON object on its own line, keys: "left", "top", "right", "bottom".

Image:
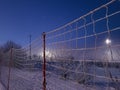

{"left": 0, "top": 82, "right": 5, "bottom": 90}
{"left": 0, "top": 67, "right": 94, "bottom": 90}
{"left": 0, "top": 69, "right": 94, "bottom": 90}
{"left": 0, "top": 63, "right": 120, "bottom": 90}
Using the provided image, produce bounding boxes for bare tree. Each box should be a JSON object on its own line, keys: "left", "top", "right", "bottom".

{"left": 2, "top": 40, "right": 21, "bottom": 53}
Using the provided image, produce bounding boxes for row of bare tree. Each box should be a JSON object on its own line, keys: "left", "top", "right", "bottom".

{"left": 0, "top": 40, "right": 21, "bottom": 62}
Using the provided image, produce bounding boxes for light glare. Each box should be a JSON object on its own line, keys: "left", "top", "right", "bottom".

{"left": 40, "top": 50, "right": 52, "bottom": 58}
{"left": 105, "top": 38, "right": 111, "bottom": 45}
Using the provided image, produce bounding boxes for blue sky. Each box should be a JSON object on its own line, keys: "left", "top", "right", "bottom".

{"left": 0, "top": 0, "right": 114, "bottom": 46}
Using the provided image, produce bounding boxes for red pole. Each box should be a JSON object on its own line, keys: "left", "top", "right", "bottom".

{"left": 7, "top": 48, "right": 13, "bottom": 90}
{"left": 42, "top": 32, "right": 46, "bottom": 90}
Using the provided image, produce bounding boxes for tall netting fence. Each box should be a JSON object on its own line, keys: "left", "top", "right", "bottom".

{"left": 0, "top": 37, "right": 43, "bottom": 90}
{"left": 45, "top": 0, "right": 120, "bottom": 90}
{"left": 0, "top": 0, "right": 120, "bottom": 90}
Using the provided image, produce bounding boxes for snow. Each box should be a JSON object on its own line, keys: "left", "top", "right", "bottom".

{"left": 0, "top": 66, "right": 94, "bottom": 90}
{"left": 0, "top": 83, "right": 5, "bottom": 90}
{"left": 0, "top": 64, "right": 119, "bottom": 90}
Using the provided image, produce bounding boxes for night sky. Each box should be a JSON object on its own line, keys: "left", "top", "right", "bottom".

{"left": 0, "top": 0, "right": 115, "bottom": 46}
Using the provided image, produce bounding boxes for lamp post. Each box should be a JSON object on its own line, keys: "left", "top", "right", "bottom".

{"left": 29, "top": 34, "right": 32, "bottom": 60}
{"left": 105, "top": 38, "right": 113, "bottom": 62}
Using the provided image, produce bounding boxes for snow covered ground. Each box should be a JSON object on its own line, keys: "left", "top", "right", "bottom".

{"left": 0, "top": 68, "right": 94, "bottom": 90}
{"left": 0, "top": 65, "right": 119, "bottom": 90}
{"left": 0, "top": 82, "right": 5, "bottom": 90}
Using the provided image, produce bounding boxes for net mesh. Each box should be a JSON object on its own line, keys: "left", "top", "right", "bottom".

{"left": 45, "top": 0, "right": 120, "bottom": 90}
{"left": 0, "top": 0, "right": 120, "bottom": 90}
{"left": 0, "top": 37, "right": 43, "bottom": 90}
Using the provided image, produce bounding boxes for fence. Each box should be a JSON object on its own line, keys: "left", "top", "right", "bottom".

{"left": 0, "top": 0, "right": 120, "bottom": 90}
{"left": 0, "top": 38, "right": 43, "bottom": 90}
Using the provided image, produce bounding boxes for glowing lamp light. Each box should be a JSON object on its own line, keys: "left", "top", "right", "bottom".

{"left": 105, "top": 38, "right": 111, "bottom": 45}
{"left": 46, "top": 51, "right": 52, "bottom": 58}
{"left": 40, "top": 50, "right": 52, "bottom": 58}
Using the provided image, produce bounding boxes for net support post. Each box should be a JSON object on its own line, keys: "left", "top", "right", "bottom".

{"left": 42, "top": 32, "right": 46, "bottom": 90}
{"left": 7, "top": 47, "right": 13, "bottom": 90}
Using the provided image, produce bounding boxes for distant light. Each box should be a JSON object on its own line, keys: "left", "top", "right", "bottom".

{"left": 105, "top": 38, "right": 111, "bottom": 45}
{"left": 40, "top": 50, "right": 52, "bottom": 58}
{"left": 46, "top": 51, "right": 52, "bottom": 58}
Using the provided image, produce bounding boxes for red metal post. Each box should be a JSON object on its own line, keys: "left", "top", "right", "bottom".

{"left": 42, "top": 32, "right": 46, "bottom": 90}
{"left": 7, "top": 48, "right": 13, "bottom": 90}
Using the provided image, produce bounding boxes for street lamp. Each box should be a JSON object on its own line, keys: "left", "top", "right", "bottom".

{"left": 105, "top": 38, "right": 111, "bottom": 45}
